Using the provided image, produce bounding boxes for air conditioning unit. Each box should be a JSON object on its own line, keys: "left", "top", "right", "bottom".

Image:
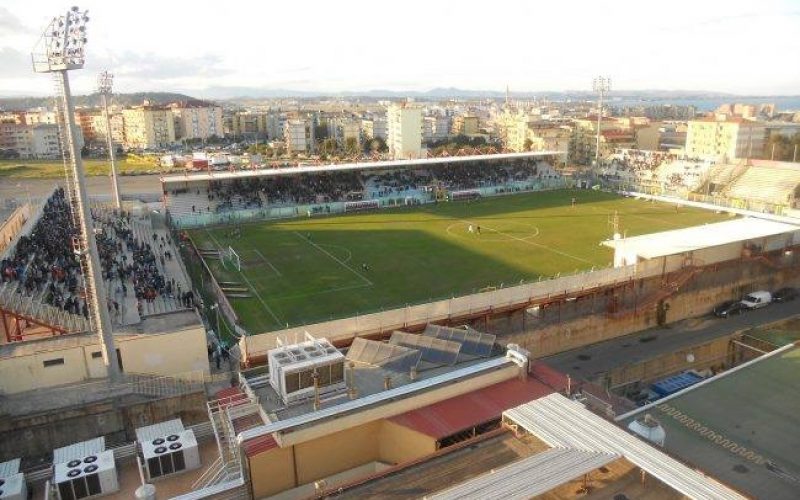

{"left": 54, "top": 450, "right": 118, "bottom": 500}
{"left": 0, "top": 473, "right": 27, "bottom": 500}
{"left": 141, "top": 430, "right": 201, "bottom": 481}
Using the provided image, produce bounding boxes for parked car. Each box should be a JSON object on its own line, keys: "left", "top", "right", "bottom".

{"left": 713, "top": 300, "right": 747, "bottom": 318}
{"left": 773, "top": 287, "right": 798, "bottom": 303}
{"left": 740, "top": 291, "right": 772, "bottom": 310}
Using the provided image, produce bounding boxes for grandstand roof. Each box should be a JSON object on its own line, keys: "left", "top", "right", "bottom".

{"left": 602, "top": 217, "right": 800, "bottom": 259}
{"left": 160, "top": 151, "right": 560, "bottom": 184}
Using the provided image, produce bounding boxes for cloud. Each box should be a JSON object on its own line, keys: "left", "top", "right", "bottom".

{"left": 86, "top": 51, "right": 226, "bottom": 81}
{"left": 0, "top": 7, "right": 31, "bottom": 35}
{"left": 0, "top": 48, "right": 30, "bottom": 76}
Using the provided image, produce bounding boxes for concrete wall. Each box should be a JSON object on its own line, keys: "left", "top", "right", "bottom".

{"left": 117, "top": 326, "right": 209, "bottom": 376}
{"left": 0, "top": 391, "right": 207, "bottom": 462}
{"left": 0, "top": 326, "right": 209, "bottom": 395}
{"left": 248, "top": 444, "right": 296, "bottom": 499}
{"left": 293, "top": 420, "right": 381, "bottom": 484}
{"left": 379, "top": 420, "right": 437, "bottom": 465}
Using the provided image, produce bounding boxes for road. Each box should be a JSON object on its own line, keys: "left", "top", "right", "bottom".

{"left": 543, "top": 299, "right": 800, "bottom": 380}
{"left": 0, "top": 174, "right": 163, "bottom": 202}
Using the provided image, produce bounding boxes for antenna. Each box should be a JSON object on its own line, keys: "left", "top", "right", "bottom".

{"left": 32, "top": 7, "right": 120, "bottom": 381}
{"left": 609, "top": 210, "right": 621, "bottom": 240}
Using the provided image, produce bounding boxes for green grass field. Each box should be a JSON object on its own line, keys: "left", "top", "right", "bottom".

{"left": 188, "top": 190, "right": 730, "bottom": 333}
{"left": 0, "top": 158, "right": 163, "bottom": 178}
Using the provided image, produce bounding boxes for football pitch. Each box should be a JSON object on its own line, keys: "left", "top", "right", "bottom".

{"left": 188, "top": 189, "right": 729, "bottom": 333}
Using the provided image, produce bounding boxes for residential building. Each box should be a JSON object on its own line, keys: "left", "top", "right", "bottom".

{"left": 230, "top": 112, "right": 269, "bottom": 140}
{"left": 122, "top": 105, "right": 176, "bottom": 149}
{"left": 526, "top": 123, "right": 572, "bottom": 159}
{"left": 329, "top": 118, "right": 361, "bottom": 149}
{"left": 284, "top": 118, "right": 315, "bottom": 154}
{"left": 361, "top": 116, "right": 387, "bottom": 140}
{"left": 170, "top": 101, "right": 224, "bottom": 141}
{"left": 685, "top": 116, "right": 766, "bottom": 160}
{"left": 0, "top": 123, "right": 62, "bottom": 158}
{"left": 570, "top": 116, "right": 628, "bottom": 164}
{"left": 452, "top": 115, "right": 479, "bottom": 136}
{"left": 387, "top": 102, "right": 424, "bottom": 159}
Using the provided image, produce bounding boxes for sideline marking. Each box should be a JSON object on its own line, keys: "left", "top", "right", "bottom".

{"left": 293, "top": 232, "right": 373, "bottom": 286}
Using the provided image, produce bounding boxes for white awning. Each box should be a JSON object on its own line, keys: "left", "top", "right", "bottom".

{"left": 503, "top": 394, "right": 746, "bottom": 500}
{"left": 602, "top": 217, "right": 799, "bottom": 260}
{"left": 426, "top": 447, "right": 618, "bottom": 500}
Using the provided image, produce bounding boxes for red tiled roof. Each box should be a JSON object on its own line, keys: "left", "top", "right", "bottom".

{"left": 242, "top": 434, "right": 279, "bottom": 457}
{"left": 388, "top": 375, "right": 558, "bottom": 440}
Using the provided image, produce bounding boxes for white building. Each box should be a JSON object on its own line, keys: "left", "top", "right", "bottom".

{"left": 171, "top": 102, "right": 224, "bottom": 141}
{"left": 361, "top": 117, "right": 387, "bottom": 140}
{"left": 387, "top": 102, "right": 424, "bottom": 159}
{"left": 31, "top": 124, "right": 62, "bottom": 158}
{"left": 284, "top": 118, "right": 314, "bottom": 154}
{"left": 0, "top": 123, "right": 64, "bottom": 159}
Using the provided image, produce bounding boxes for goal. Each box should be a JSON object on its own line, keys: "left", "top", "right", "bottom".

{"left": 222, "top": 246, "right": 242, "bottom": 272}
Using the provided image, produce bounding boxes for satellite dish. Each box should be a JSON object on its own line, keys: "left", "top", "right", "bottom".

{"left": 686, "top": 353, "right": 695, "bottom": 363}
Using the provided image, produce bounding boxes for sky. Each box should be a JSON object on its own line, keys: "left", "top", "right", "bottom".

{"left": 0, "top": 0, "right": 799, "bottom": 97}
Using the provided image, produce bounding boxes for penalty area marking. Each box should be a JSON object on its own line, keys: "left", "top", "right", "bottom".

{"left": 204, "top": 229, "right": 284, "bottom": 327}
{"left": 253, "top": 248, "right": 282, "bottom": 276}
{"left": 460, "top": 219, "right": 597, "bottom": 266}
{"left": 293, "top": 232, "right": 373, "bottom": 286}
{"left": 270, "top": 282, "right": 372, "bottom": 302}
{"left": 317, "top": 243, "right": 354, "bottom": 264}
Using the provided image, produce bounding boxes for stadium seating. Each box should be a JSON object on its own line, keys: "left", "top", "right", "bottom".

{"left": 726, "top": 165, "right": 800, "bottom": 205}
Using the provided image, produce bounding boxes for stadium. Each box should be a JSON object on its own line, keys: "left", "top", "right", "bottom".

{"left": 3, "top": 143, "right": 800, "bottom": 499}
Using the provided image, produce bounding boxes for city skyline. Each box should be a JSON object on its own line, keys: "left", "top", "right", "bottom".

{"left": 0, "top": 0, "right": 799, "bottom": 98}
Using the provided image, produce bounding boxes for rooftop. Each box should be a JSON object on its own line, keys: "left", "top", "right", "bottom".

{"left": 621, "top": 344, "right": 800, "bottom": 500}
{"left": 160, "top": 151, "right": 560, "bottom": 184}
{"left": 602, "top": 217, "right": 800, "bottom": 260}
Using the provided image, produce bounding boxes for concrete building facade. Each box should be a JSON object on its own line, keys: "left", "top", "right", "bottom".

{"left": 171, "top": 102, "right": 224, "bottom": 141}
{"left": 387, "top": 103, "right": 424, "bottom": 159}
{"left": 122, "top": 105, "right": 176, "bottom": 149}
{"left": 685, "top": 117, "right": 766, "bottom": 161}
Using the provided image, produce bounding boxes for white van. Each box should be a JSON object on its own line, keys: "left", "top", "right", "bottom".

{"left": 740, "top": 291, "right": 772, "bottom": 309}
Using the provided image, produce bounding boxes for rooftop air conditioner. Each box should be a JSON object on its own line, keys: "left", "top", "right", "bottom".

{"left": 54, "top": 450, "right": 118, "bottom": 500}
{"left": 0, "top": 473, "right": 27, "bottom": 500}
{"left": 141, "top": 430, "right": 200, "bottom": 481}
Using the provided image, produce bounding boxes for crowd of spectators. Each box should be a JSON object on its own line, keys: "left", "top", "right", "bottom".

{"left": 0, "top": 188, "right": 89, "bottom": 316}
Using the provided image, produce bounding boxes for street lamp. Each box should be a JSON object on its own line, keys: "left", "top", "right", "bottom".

{"left": 98, "top": 70, "right": 121, "bottom": 209}
{"left": 592, "top": 76, "right": 612, "bottom": 166}
{"left": 32, "top": 7, "right": 120, "bottom": 381}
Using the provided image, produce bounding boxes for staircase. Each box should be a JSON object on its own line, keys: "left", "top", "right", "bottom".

{"left": 607, "top": 264, "right": 702, "bottom": 319}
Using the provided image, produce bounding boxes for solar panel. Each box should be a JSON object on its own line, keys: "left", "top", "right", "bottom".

{"left": 346, "top": 338, "right": 422, "bottom": 373}
{"left": 423, "top": 324, "right": 495, "bottom": 358}
{"left": 389, "top": 331, "right": 461, "bottom": 366}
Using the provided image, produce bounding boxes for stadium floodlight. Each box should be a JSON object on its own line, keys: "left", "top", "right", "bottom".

{"left": 32, "top": 7, "right": 120, "bottom": 381}
{"left": 592, "top": 76, "right": 612, "bottom": 166}
{"left": 98, "top": 70, "right": 121, "bottom": 209}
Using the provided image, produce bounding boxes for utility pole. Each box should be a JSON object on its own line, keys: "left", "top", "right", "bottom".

{"left": 592, "top": 76, "right": 611, "bottom": 167}
{"left": 98, "top": 71, "right": 121, "bottom": 209}
{"left": 33, "top": 7, "right": 121, "bottom": 381}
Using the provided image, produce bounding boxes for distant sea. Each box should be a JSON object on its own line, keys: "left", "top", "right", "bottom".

{"left": 606, "top": 96, "right": 800, "bottom": 112}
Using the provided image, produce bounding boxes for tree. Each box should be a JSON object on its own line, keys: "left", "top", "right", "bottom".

{"left": 365, "top": 136, "right": 387, "bottom": 153}
{"left": 344, "top": 137, "right": 359, "bottom": 155}
{"left": 523, "top": 138, "right": 533, "bottom": 152}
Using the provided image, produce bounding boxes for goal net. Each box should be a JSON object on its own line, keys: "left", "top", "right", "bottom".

{"left": 222, "top": 246, "right": 242, "bottom": 272}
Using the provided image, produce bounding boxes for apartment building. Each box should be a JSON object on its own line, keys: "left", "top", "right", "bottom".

{"left": 685, "top": 116, "right": 766, "bottom": 160}
{"left": 284, "top": 118, "right": 315, "bottom": 154}
{"left": 361, "top": 116, "right": 387, "bottom": 140}
{"left": 451, "top": 115, "right": 479, "bottom": 136}
{"left": 0, "top": 123, "right": 62, "bottom": 158}
{"left": 170, "top": 101, "right": 224, "bottom": 141}
{"left": 387, "top": 102, "right": 423, "bottom": 159}
{"left": 122, "top": 105, "right": 176, "bottom": 149}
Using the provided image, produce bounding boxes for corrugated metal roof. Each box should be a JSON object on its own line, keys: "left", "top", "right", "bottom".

{"left": 135, "top": 418, "right": 185, "bottom": 443}
{"left": 161, "top": 151, "right": 560, "bottom": 184}
{"left": 242, "top": 434, "right": 278, "bottom": 458}
{"left": 389, "top": 376, "right": 554, "bottom": 440}
{"left": 602, "top": 217, "right": 800, "bottom": 260}
{"left": 504, "top": 394, "right": 746, "bottom": 500}
{"left": 52, "top": 437, "right": 105, "bottom": 463}
{"left": 0, "top": 458, "right": 20, "bottom": 478}
{"left": 427, "top": 448, "right": 619, "bottom": 500}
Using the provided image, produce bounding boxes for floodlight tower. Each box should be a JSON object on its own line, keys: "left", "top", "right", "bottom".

{"left": 592, "top": 76, "right": 612, "bottom": 166}
{"left": 98, "top": 71, "right": 121, "bottom": 209}
{"left": 32, "top": 7, "right": 120, "bottom": 381}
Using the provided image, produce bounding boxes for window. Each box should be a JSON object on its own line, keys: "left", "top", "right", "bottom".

{"left": 43, "top": 358, "right": 65, "bottom": 367}
{"left": 91, "top": 351, "right": 102, "bottom": 359}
